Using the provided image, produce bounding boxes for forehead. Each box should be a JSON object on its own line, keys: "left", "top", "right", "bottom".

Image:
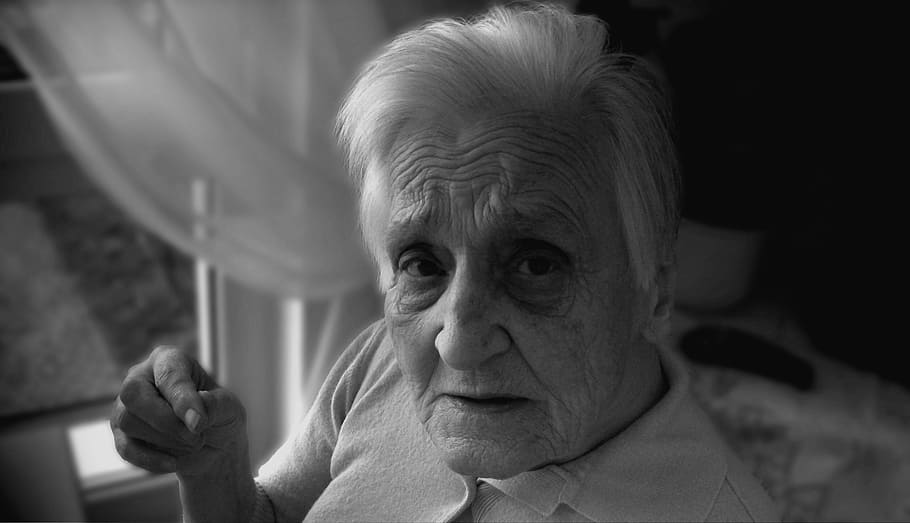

{"left": 387, "top": 111, "right": 602, "bottom": 190}
{"left": 382, "top": 112, "right": 622, "bottom": 248}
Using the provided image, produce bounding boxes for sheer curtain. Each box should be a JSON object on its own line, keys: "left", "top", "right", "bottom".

{"left": 0, "top": 0, "right": 391, "bottom": 298}
{"left": 0, "top": 0, "right": 404, "bottom": 427}
{"left": 1, "top": 0, "right": 496, "bottom": 423}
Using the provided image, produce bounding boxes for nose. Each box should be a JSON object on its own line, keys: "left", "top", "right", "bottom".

{"left": 434, "top": 266, "right": 510, "bottom": 370}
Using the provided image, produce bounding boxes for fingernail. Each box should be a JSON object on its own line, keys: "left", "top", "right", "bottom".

{"left": 184, "top": 408, "right": 200, "bottom": 433}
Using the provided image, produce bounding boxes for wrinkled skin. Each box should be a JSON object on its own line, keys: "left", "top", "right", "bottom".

{"left": 110, "top": 347, "right": 256, "bottom": 523}
{"left": 381, "top": 113, "right": 668, "bottom": 479}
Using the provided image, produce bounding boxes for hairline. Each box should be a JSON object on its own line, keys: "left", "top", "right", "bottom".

{"left": 336, "top": 2, "right": 680, "bottom": 292}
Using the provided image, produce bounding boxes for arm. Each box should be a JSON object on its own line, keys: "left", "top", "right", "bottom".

{"left": 112, "top": 321, "right": 384, "bottom": 523}
{"left": 110, "top": 347, "right": 260, "bottom": 523}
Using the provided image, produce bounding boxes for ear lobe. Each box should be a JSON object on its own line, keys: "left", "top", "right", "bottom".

{"left": 643, "top": 263, "right": 676, "bottom": 344}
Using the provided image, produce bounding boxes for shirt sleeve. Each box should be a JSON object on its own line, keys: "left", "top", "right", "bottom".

{"left": 253, "top": 320, "right": 386, "bottom": 523}
{"left": 249, "top": 480, "right": 277, "bottom": 523}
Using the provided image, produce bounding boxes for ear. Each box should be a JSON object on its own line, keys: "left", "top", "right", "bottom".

{"left": 642, "top": 262, "right": 676, "bottom": 345}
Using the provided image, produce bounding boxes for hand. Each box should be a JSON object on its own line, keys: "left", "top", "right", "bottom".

{"left": 110, "top": 345, "right": 247, "bottom": 478}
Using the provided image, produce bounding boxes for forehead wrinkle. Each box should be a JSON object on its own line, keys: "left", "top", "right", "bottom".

{"left": 393, "top": 174, "right": 510, "bottom": 245}
{"left": 386, "top": 132, "right": 506, "bottom": 195}
{"left": 388, "top": 139, "right": 599, "bottom": 231}
{"left": 463, "top": 112, "right": 605, "bottom": 188}
{"left": 388, "top": 182, "right": 592, "bottom": 258}
{"left": 387, "top": 113, "right": 603, "bottom": 194}
{"left": 383, "top": 114, "right": 614, "bottom": 254}
{"left": 459, "top": 122, "right": 602, "bottom": 192}
{"left": 393, "top": 156, "right": 510, "bottom": 196}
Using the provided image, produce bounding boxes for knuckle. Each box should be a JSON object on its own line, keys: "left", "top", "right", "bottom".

{"left": 117, "top": 411, "right": 139, "bottom": 435}
{"left": 167, "top": 384, "right": 194, "bottom": 410}
{"left": 125, "top": 362, "right": 142, "bottom": 378}
{"left": 150, "top": 345, "right": 177, "bottom": 359}
{"left": 112, "top": 430, "right": 129, "bottom": 458}
{"left": 110, "top": 402, "right": 125, "bottom": 431}
{"left": 215, "top": 389, "right": 247, "bottom": 426}
{"left": 125, "top": 355, "right": 153, "bottom": 380}
{"left": 155, "top": 368, "right": 174, "bottom": 390}
{"left": 114, "top": 433, "right": 175, "bottom": 473}
{"left": 156, "top": 361, "right": 188, "bottom": 391}
{"left": 118, "top": 378, "right": 144, "bottom": 408}
{"left": 118, "top": 443, "right": 144, "bottom": 468}
{"left": 220, "top": 401, "right": 246, "bottom": 430}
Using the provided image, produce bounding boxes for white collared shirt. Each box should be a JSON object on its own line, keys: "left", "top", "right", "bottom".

{"left": 254, "top": 319, "right": 780, "bottom": 522}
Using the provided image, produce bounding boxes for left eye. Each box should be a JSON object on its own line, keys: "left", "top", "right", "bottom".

{"left": 516, "top": 257, "right": 557, "bottom": 276}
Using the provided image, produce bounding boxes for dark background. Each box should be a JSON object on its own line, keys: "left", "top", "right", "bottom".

{"left": 574, "top": 0, "right": 902, "bottom": 390}
{"left": 3, "top": 0, "right": 898, "bottom": 389}
{"left": 1, "top": 0, "right": 900, "bottom": 388}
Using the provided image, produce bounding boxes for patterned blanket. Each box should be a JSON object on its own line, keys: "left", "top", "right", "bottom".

{"left": 671, "top": 308, "right": 910, "bottom": 522}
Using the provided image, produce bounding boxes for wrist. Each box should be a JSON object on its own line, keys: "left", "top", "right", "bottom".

{"left": 179, "top": 470, "right": 257, "bottom": 523}
{"left": 177, "top": 436, "right": 255, "bottom": 523}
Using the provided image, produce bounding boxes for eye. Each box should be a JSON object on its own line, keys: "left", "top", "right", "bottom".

{"left": 400, "top": 254, "right": 445, "bottom": 278}
{"left": 516, "top": 256, "right": 559, "bottom": 276}
{"left": 391, "top": 247, "right": 447, "bottom": 311}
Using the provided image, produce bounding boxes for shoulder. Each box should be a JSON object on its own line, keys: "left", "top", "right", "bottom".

{"left": 253, "top": 319, "right": 394, "bottom": 520}
{"left": 333, "top": 318, "right": 391, "bottom": 384}
{"left": 322, "top": 318, "right": 396, "bottom": 421}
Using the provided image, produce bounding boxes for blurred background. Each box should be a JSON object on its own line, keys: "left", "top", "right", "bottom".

{"left": 0, "top": 0, "right": 904, "bottom": 521}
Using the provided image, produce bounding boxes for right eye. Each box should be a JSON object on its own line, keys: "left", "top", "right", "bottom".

{"left": 391, "top": 248, "right": 447, "bottom": 312}
{"left": 398, "top": 251, "right": 445, "bottom": 278}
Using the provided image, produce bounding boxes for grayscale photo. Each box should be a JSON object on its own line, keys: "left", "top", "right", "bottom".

{"left": 0, "top": 1, "right": 902, "bottom": 522}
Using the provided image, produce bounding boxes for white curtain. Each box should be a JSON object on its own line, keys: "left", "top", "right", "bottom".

{"left": 0, "top": 0, "right": 393, "bottom": 298}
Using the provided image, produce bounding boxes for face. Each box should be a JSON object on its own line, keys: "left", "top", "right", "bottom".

{"left": 380, "top": 113, "right": 659, "bottom": 479}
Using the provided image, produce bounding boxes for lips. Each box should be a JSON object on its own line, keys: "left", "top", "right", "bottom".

{"left": 443, "top": 393, "right": 529, "bottom": 412}
{"left": 453, "top": 392, "right": 521, "bottom": 400}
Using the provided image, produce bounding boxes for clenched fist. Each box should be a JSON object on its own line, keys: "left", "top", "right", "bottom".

{"left": 110, "top": 346, "right": 257, "bottom": 522}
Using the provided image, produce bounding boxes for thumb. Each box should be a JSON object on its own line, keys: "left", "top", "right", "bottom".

{"left": 151, "top": 346, "right": 210, "bottom": 434}
{"left": 198, "top": 388, "right": 246, "bottom": 448}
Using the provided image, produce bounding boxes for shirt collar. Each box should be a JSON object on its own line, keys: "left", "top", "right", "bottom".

{"left": 480, "top": 465, "right": 576, "bottom": 516}
{"left": 480, "top": 346, "right": 728, "bottom": 521}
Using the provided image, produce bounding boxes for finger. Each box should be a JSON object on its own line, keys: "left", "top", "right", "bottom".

{"left": 112, "top": 428, "right": 177, "bottom": 474}
{"left": 199, "top": 388, "right": 246, "bottom": 449}
{"left": 111, "top": 400, "right": 202, "bottom": 453}
{"left": 117, "top": 377, "right": 200, "bottom": 445}
{"left": 151, "top": 346, "right": 212, "bottom": 434}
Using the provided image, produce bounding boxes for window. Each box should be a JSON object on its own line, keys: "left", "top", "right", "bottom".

{"left": 0, "top": 43, "right": 199, "bottom": 522}
{"left": 0, "top": 41, "right": 382, "bottom": 522}
{"left": 0, "top": 174, "right": 199, "bottom": 421}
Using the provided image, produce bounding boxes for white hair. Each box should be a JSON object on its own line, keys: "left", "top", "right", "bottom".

{"left": 336, "top": 1, "right": 680, "bottom": 291}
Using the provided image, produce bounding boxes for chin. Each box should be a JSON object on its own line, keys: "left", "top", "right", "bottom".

{"left": 423, "top": 406, "right": 557, "bottom": 478}
{"left": 433, "top": 437, "right": 539, "bottom": 480}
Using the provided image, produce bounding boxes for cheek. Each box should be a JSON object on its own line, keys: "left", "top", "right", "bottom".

{"left": 515, "top": 280, "right": 636, "bottom": 408}
{"left": 517, "top": 315, "right": 603, "bottom": 394}
{"left": 385, "top": 296, "right": 439, "bottom": 405}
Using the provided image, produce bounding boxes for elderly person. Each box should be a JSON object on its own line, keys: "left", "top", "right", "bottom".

{"left": 110, "top": 3, "right": 779, "bottom": 522}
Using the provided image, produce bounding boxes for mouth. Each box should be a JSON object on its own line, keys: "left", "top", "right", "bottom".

{"left": 444, "top": 394, "right": 529, "bottom": 412}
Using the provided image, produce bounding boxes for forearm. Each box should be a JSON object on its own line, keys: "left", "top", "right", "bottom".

{"left": 177, "top": 439, "right": 262, "bottom": 523}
